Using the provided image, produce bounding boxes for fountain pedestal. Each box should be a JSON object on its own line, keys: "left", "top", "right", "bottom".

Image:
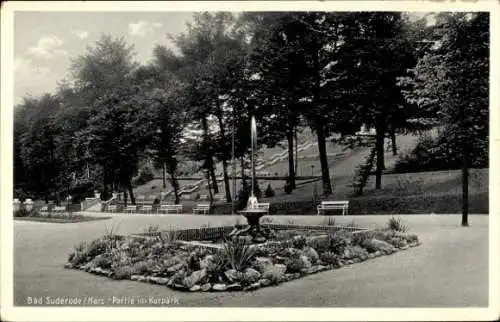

{"left": 233, "top": 197, "right": 270, "bottom": 243}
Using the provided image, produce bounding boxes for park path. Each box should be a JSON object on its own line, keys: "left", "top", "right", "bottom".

{"left": 13, "top": 214, "right": 488, "bottom": 307}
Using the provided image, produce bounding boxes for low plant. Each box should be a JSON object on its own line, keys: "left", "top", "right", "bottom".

{"left": 387, "top": 216, "right": 408, "bottom": 233}
{"left": 292, "top": 235, "right": 307, "bottom": 250}
{"left": 220, "top": 240, "right": 257, "bottom": 271}
{"left": 144, "top": 224, "right": 160, "bottom": 237}
{"left": 264, "top": 184, "right": 275, "bottom": 197}
{"left": 322, "top": 217, "right": 336, "bottom": 226}
{"left": 319, "top": 251, "right": 339, "bottom": 266}
{"left": 262, "top": 265, "right": 285, "bottom": 284}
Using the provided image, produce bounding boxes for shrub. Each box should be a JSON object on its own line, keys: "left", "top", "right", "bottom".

{"left": 292, "top": 235, "right": 307, "bottom": 250}
{"left": 262, "top": 265, "right": 285, "bottom": 284}
{"left": 14, "top": 207, "right": 30, "bottom": 217}
{"left": 132, "top": 166, "right": 155, "bottom": 187}
{"left": 319, "top": 251, "right": 339, "bottom": 266}
{"left": 86, "top": 239, "right": 108, "bottom": 259}
{"left": 220, "top": 240, "right": 257, "bottom": 271}
{"left": 264, "top": 183, "right": 275, "bottom": 197}
{"left": 322, "top": 217, "right": 336, "bottom": 226}
{"left": 387, "top": 216, "right": 408, "bottom": 233}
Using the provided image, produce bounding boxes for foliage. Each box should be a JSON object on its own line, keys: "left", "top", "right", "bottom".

{"left": 319, "top": 251, "right": 340, "bottom": 266}
{"left": 395, "top": 130, "right": 488, "bottom": 173}
{"left": 264, "top": 183, "right": 275, "bottom": 198}
{"left": 220, "top": 240, "right": 257, "bottom": 271}
{"left": 400, "top": 13, "right": 489, "bottom": 226}
{"left": 132, "top": 166, "right": 155, "bottom": 187}
{"left": 262, "top": 265, "right": 285, "bottom": 284}
{"left": 387, "top": 216, "right": 409, "bottom": 233}
{"left": 292, "top": 235, "right": 307, "bottom": 250}
{"left": 14, "top": 206, "right": 39, "bottom": 218}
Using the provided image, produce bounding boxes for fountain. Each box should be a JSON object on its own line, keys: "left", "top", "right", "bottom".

{"left": 231, "top": 116, "right": 271, "bottom": 244}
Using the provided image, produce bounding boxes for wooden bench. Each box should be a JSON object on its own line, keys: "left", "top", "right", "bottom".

{"left": 257, "top": 202, "right": 270, "bottom": 215}
{"left": 158, "top": 204, "right": 183, "bottom": 214}
{"left": 124, "top": 205, "right": 137, "bottom": 213}
{"left": 107, "top": 205, "right": 118, "bottom": 213}
{"left": 40, "top": 206, "right": 49, "bottom": 213}
{"left": 317, "top": 201, "right": 349, "bottom": 216}
{"left": 193, "top": 203, "right": 210, "bottom": 215}
{"left": 53, "top": 206, "right": 66, "bottom": 213}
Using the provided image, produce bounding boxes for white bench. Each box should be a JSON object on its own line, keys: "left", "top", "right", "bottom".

{"left": 124, "top": 205, "right": 137, "bottom": 213}
{"left": 257, "top": 203, "right": 270, "bottom": 215}
{"left": 53, "top": 206, "right": 66, "bottom": 213}
{"left": 141, "top": 205, "right": 153, "bottom": 213}
{"left": 107, "top": 205, "right": 118, "bottom": 213}
{"left": 193, "top": 203, "right": 210, "bottom": 215}
{"left": 40, "top": 206, "right": 49, "bottom": 212}
{"left": 317, "top": 201, "right": 349, "bottom": 216}
{"left": 158, "top": 204, "right": 183, "bottom": 214}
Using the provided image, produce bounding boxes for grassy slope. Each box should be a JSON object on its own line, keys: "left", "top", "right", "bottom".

{"left": 132, "top": 131, "right": 488, "bottom": 214}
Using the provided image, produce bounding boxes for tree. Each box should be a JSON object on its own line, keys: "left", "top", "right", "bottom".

{"left": 166, "top": 12, "right": 249, "bottom": 202}
{"left": 70, "top": 34, "right": 138, "bottom": 200}
{"left": 402, "top": 12, "right": 489, "bottom": 226}
{"left": 242, "top": 12, "right": 303, "bottom": 190}
{"left": 334, "top": 12, "right": 419, "bottom": 189}
{"left": 17, "top": 94, "right": 64, "bottom": 202}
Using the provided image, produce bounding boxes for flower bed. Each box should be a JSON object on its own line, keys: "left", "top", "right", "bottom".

{"left": 65, "top": 222, "right": 420, "bottom": 292}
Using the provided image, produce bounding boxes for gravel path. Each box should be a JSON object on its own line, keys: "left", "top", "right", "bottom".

{"left": 14, "top": 214, "right": 488, "bottom": 307}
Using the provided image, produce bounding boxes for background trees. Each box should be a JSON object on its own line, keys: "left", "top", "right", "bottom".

{"left": 13, "top": 11, "right": 489, "bottom": 227}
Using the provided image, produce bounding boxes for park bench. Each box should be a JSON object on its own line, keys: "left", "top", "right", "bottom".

{"left": 158, "top": 204, "right": 183, "bottom": 214}
{"left": 40, "top": 206, "right": 49, "bottom": 213}
{"left": 141, "top": 205, "right": 153, "bottom": 214}
{"left": 193, "top": 203, "right": 210, "bottom": 215}
{"left": 53, "top": 206, "right": 66, "bottom": 213}
{"left": 257, "top": 202, "right": 270, "bottom": 215}
{"left": 317, "top": 200, "right": 349, "bottom": 216}
{"left": 124, "top": 205, "right": 137, "bottom": 213}
{"left": 107, "top": 205, "right": 117, "bottom": 213}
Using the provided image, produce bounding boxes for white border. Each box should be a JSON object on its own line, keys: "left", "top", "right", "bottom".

{"left": 1, "top": 1, "right": 499, "bottom": 321}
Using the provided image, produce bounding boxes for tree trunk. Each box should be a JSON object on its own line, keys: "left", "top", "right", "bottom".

{"left": 206, "top": 169, "right": 213, "bottom": 202}
{"left": 311, "top": 39, "right": 331, "bottom": 196}
{"left": 286, "top": 128, "right": 296, "bottom": 189}
{"left": 375, "top": 123, "right": 386, "bottom": 189}
{"left": 215, "top": 108, "right": 232, "bottom": 202}
{"left": 295, "top": 127, "right": 298, "bottom": 177}
{"left": 315, "top": 120, "right": 332, "bottom": 196}
{"left": 162, "top": 162, "right": 167, "bottom": 189}
{"left": 201, "top": 115, "right": 219, "bottom": 194}
{"left": 127, "top": 180, "right": 135, "bottom": 205}
{"left": 169, "top": 171, "right": 180, "bottom": 204}
{"left": 209, "top": 163, "right": 219, "bottom": 194}
{"left": 123, "top": 185, "right": 128, "bottom": 207}
{"left": 391, "top": 127, "right": 398, "bottom": 156}
{"left": 461, "top": 153, "right": 469, "bottom": 226}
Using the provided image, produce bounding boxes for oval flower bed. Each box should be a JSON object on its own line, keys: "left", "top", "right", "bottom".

{"left": 65, "top": 223, "right": 420, "bottom": 292}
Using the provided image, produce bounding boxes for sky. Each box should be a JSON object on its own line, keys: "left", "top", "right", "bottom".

{"left": 13, "top": 11, "right": 434, "bottom": 106}
{"left": 14, "top": 12, "right": 195, "bottom": 105}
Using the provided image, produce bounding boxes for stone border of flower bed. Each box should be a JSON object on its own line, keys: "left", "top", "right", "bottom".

{"left": 64, "top": 224, "right": 421, "bottom": 293}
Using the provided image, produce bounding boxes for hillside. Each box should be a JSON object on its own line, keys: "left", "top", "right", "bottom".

{"left": 132, "top": 130, "right": 422, "bottom": 202}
